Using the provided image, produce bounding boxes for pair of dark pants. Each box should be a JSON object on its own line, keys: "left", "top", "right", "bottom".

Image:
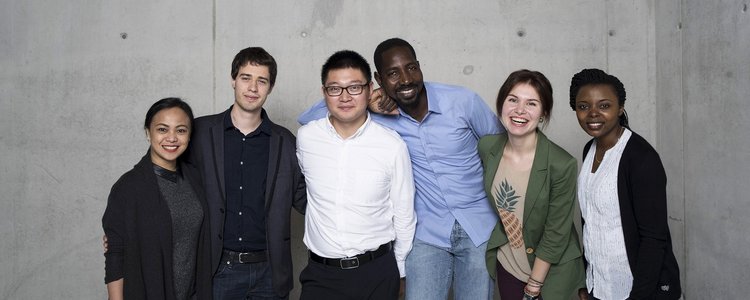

{"left": 300, "top": 249, "right": 400, "bottom": 300}
{"left": 213, "top": 260, "right": 286, "bottom": 300}
{"left": 496, "top": 261, "right": 544, "bottom": 300}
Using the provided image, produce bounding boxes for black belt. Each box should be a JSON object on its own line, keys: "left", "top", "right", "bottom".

{"left": 309, "top": 242, "right": 391, "bottom": 270}
{"left": 221, "top": 249, "right": 267, "bottom": 264}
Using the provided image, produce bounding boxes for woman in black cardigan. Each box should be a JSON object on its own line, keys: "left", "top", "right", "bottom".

{"left": 103, "top": 98, "right": 212, "bottom": 299}
{"left": 569, "top": 69, "right": 681, "bottom": 300}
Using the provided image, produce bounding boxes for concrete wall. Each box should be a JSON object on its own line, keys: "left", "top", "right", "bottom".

{"left": 678, "top": 1, "right": 750, "bottom": 298}
{"left": 1, "top": 0, "right": 748, "bottom": 299}
{"left": 653, "top": 0, "right": 688, "bottom": 294}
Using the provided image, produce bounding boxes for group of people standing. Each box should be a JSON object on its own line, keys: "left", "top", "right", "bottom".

{"left": 102, "top": 37, "right": 682, "bottom": 300}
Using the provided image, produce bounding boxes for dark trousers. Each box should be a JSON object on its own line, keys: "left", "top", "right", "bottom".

{"left": 299, "top": 249, "right": 400, "bottom": 300}
{"left": 496, "top": 261, "right": 544, "bottom": 300}
{"left": 213, "top": 260, "right": 287, "bottom": 300}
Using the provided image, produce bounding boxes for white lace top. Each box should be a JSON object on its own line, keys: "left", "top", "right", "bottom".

{"left": 578, "top": 129, "right": 633, "bottom": 300}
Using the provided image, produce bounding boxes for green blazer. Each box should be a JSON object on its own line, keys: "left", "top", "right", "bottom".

{"left": 478, "top": 131, "right": 585, "bottom": 300}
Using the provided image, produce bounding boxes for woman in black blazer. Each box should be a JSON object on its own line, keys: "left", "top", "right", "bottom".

{"left": 103, "top": 98, "right": 212, "bottom": 300}
{"left": 569, "top": 69, "right": 681, "bottom": 300}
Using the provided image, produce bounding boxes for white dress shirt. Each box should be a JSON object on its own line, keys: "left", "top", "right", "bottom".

{"left": 579, "top": 129, "right": 633, "bottom": 300}
{"left": 297, "top": 113, "right": 416, "bottom": 276}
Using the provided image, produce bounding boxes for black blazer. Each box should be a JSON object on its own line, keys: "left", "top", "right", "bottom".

{"left": 102, "top": 153, "right": 212, "bottom": 300}
{"left": 187, "top": 108, "right": 306, "bottom": 297}
{"left": 583, "top": 131, "right": 681, "bottom": 300}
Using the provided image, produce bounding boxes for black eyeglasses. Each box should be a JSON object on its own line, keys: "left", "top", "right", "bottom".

{"left": 324, "top": 83, "right": 369, "bottom": 96}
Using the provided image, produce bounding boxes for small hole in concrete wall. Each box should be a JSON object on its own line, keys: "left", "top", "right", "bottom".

{"left": 517, "top": 29, "right": 525, "bottom": 37}
{"left": 462, "top": 65, "right": 474, "bottom": 75}
{"left": 678, "top": 22, "right": 682, "bottom": 29}
{"left": 120, "top": 32, "right": 128, "bottom": 39}
{"left": 743, "top": 3, "right": 747, "bottom": 12}
{"left": 608, "top": 30, "right": 615, "bottom": 36}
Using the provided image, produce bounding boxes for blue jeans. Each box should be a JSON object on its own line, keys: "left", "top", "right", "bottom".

{"left": 213, "top": 261, "right": 286, "bottom": 300}
{"left": 405, "top": 221, "right": 494, "bottom": 300}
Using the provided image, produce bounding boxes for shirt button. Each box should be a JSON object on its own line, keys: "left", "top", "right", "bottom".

{"left": 239, "top": 211, "right": 243, "bottom": 216}
{"left": 240, "top": 161, "right": 244, "bottom": 165}
{"left": 238, "top": 237, "right": 243, "bottom": 241}
{"left": 526, "top": 247, "right": 534, "bottom": 254}
{"left": 242, "top": 138, "right": 246, "bottom": 141}
{"left": 239, "top": 186, "right": 243, "bottom": 190}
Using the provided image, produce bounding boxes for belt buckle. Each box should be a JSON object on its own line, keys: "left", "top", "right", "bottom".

{"left": 339, "top": 256, "right": 359, "bottom": 269}
{"left": 238, "top": 252, "right": 249, "bottom": 264}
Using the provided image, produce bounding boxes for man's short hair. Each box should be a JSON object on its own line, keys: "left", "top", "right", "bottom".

{"left": 373, "top": 38, "right": 417, "bottom": 73}
{"left": 231, "top": 47, "right": 277, "bottom": 88}
{"left": 320, "top": 50, "right": 372, "bottom": 85}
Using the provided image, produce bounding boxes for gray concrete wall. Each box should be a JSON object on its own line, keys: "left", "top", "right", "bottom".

{"left": 653, "top": 0, "right": 688, "bottom": 292}
{"left": 679, "top": 1, "right": 750, "bottom": 298}
{"left": 1, "top": 0, "right": 748, "bottom": 299}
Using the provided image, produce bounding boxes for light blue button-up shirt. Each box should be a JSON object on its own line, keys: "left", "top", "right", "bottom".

{"left": 298, "top": 82, "right": 503, "bottom": 247}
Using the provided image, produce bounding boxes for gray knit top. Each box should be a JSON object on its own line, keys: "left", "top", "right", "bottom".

{"left": 154, "top": 165, "right": 203, "bottom": 300}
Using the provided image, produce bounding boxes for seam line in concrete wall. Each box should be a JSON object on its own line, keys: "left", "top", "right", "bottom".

{"left": 678, "top": 1, "right": 688, "bottom": 296}
{"left": 212, "top": 0, "right": 217, "bottom": 112}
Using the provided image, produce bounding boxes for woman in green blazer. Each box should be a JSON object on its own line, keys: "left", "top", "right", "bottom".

{"left": 479, "top": 70, "right": 585, "bottom": 300}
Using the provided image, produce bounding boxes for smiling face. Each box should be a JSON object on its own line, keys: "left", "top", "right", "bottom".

{"left": 374, "top": 46, "right": 425, "bottom": 109}
{"left": 323, "top": 67, "right": 372, "bottom": 131}
{"left": 574, "top": 84, "right": 624, "bottom": 143}
{"left": 146, "top": 107, "right": 191, "bottom": 171}
{"left": 500, "top": 83, "right": 544, "bottom": 138}
{"left": 232, "top": 63, "right": 272, "bottom": 114}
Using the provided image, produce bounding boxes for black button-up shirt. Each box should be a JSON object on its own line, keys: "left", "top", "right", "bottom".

{"left": 222, "top": 112, "right": 270, "bottom": 251}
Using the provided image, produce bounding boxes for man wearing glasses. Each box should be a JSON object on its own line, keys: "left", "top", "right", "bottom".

{"left": 299, "top": 38, "right": 501, "bottom": 300}
{"left": 296, "top": 50, "right": 416, "bottom": 299}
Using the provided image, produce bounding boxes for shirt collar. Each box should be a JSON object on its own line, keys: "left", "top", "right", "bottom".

{"left": 396, "top": 82, "right": 441, "bottom": 119}
{"left": 223, "top": 108, "right": 234, "bottom": 130}
{"left": 153, "top": 163, "right": 181, "bottom": 183}
{"left": 324, "top": 111, "right": 371, "bottom": 140}
{"left": 223, "top": 106, "right": 272, "bottom": 135}
{"left": 256, "top": 114, "right": 272, "bottom": 135}
{"left": 424, "top": 82, "right": 441, "bottom": 114}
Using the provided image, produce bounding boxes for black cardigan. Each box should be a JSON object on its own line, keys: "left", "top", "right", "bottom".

{"left": 103, "top": 153, "right": 212, "bottom": 299}
{"left": 582, "top": 131, "right": 681, "bottom": 300}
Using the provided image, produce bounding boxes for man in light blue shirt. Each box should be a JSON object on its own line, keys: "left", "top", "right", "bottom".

{"left": 298, "top": 38, "right": 503, "bottom": 300}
